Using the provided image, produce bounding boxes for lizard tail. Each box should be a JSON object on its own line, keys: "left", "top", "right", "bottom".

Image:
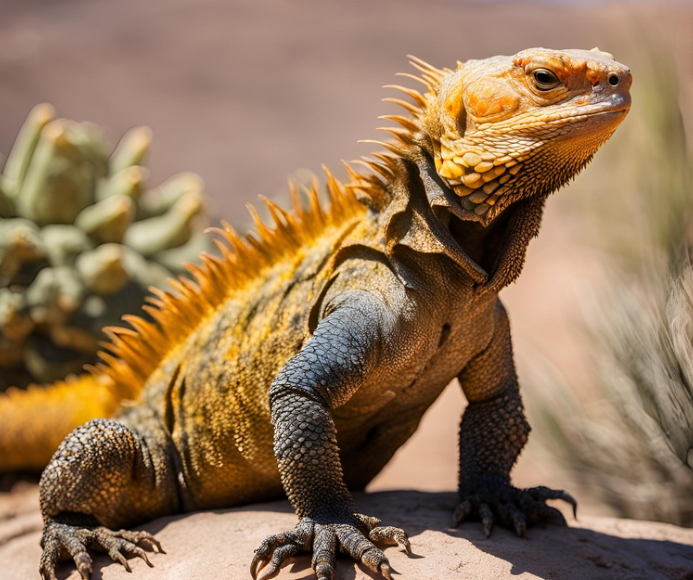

{"left": 0, "top": 372, "right": 124, "bottom": 472}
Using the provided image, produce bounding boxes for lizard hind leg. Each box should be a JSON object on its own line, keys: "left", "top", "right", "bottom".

{"left": 38, "top": 418, "right": 177, "bottom": 579}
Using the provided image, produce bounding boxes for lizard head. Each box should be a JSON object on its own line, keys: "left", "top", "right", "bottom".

{"left": 395, "top": 48, "right": 631, "bottom": 225}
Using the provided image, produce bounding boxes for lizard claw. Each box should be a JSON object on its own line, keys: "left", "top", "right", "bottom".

{"left": 380, "top": 561, "right": 393, "bottom": 580}
{"left": 479, "top": 503, "right": 494, "bottom": 538}
{"left": 367, "top": 522, "right": 412, "bottom": 554}
{"left": 252, "top": 514, "right": 408, "bottom": 579}
{"left": 40, "top": 520, "right": 162, "bottom": 580}
{"left": 453, "top": 499, "right": 473, "bottom": 527}
{"left": 455, "top": 476, "right": 578, "bottom": 537}
{"left": 251, "top": 528, "right": 308, "bottom": 580}
{"left": 526, "top": 486, "right": 578, "bottom": 519}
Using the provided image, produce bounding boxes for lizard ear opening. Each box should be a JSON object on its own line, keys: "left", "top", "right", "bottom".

{"left": 444, "top": 79, "right": 467, "bottom": 137}
{"left": 463, "top": 79, "right": 520, "bottom": 123}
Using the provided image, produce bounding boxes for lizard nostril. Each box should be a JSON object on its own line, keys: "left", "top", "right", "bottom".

{"left": 608, "top": 73, "right": 619, "bottom": 86}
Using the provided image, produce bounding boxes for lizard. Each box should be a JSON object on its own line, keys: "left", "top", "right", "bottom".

{"left": 0, "top": 47, "right": 631, "bottom": 580}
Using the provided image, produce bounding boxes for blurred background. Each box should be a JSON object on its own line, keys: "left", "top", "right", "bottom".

{"left": 1, "top": 0, "right": 692, "bottom": 525}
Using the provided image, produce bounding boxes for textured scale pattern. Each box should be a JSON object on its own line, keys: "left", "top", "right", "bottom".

{"left": 0, "top": 48, "right": 631, "bottom": 580}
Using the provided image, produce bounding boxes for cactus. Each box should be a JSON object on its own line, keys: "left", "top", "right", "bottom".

{"left": 0, "top": 104, "right": 209, "bottom": 388}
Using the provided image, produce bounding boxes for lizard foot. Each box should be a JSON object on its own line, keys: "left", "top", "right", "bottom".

{"left": 251, "top": 513, "right": 410, "bottom": 580}
{"left": 39, "top": 519, "right": 163, "bottom": 580}
{"left": 454, "top": 476, "right": 577, "bottom": 538}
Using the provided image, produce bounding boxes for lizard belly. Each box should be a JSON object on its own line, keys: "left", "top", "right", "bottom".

{"left": 336, "top": 294, "right": 497, "bottom": 488}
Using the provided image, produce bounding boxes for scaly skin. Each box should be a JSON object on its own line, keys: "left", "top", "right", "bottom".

{"left": 12, "top": 48, "right": 632, "bottom": 580}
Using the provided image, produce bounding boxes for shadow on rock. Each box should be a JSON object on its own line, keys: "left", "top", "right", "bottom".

{"left": 4, "top": 488, "right": 693, "bottom": 580}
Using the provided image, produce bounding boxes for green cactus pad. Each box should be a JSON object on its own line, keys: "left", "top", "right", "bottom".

{"left": 0, "top": 104, "right": 210, "bottom": 388}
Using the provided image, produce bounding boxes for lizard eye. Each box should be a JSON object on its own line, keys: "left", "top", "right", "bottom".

{"left": 532, "top": 69, "right": 561, "bottom": 90}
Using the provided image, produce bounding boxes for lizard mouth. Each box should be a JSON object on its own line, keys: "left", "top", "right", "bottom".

{"left": 438, "top": 95, "right": 630, "bottom": 225}
{"left": 553, "top": 94, "right": 631, "bottom": 124}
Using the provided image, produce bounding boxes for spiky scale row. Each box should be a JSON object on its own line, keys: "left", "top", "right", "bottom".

{"left": 99, "top": 170, "right": 366, "bottom": 391}
{"left": 97, "top": 55, "right": 464, "bottom": 397}
{"left": 17, "top": 57, "right": 438, "bottom": 401}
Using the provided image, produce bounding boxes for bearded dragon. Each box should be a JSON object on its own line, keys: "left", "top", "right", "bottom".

{"left": 0, "top": 47, "right": 631, "bottom": 580}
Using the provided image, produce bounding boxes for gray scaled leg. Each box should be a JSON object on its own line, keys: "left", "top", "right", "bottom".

{"left": 251, "top": 291, "right": 411, "bottom": 580}
{"left": 38, "top": 415, "right": 177, "bottom": 580}
{"left": 454, "top": 302, "right": 576, "bottom": 537}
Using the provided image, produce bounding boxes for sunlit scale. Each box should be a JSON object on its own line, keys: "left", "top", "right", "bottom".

{"left": 434, "top": 136, "right": 529, "bottom": 214}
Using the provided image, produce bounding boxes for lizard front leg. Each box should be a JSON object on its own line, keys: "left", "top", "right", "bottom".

{"left": 252, "top": 291, "right": 410, "bottom": 580}
{"left": 455, "top": 301, "right": 576, "bottom": 537}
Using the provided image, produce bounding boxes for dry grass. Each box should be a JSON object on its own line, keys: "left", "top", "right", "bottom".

{"left": 527, "top": 43, "right": 693, "bottom": 526}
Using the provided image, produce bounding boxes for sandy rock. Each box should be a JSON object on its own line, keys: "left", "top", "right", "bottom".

{"left": 1, "top": 487, "right": 692, "bottom": 580}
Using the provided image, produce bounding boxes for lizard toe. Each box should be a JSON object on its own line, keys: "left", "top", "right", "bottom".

{"left": 526, "top": 486, "right": 578, "bottom": 518}
{"left": 360, "top": 546, "right": 393, "bottom": 580}
{"left": 91, "top": 526, "right": 158, "bottom": 569}
{"left": 334, "top": 524, "right": 393, "bottom": 579}
{"left": 453, "top": 499, "right": 473, "bottom": 527}
{"left": 256, "top": 544, "right": 301, "bottom": 580}
{"left": 368, "top": 524, "right": 412, "bottom": 554}
{"left": 497, "top": 503, "right": 527, "bottom": 537}
{"left": 479, "top": 503, "right": 495, "bottom": 538}
{"left": 39, "top": 519, "right": 161, "bottom": 579}
{"left": 105, "top": 547, "right": 132, "bottom": 573}
{"left": 38, "top": 560, "right": 59, "bottom": 580}
{"left": 94, "top": 528, "right": 155, "bottom": 568}
{"left": 39, "top": 532, "right": 61, "bottom": 580}
{"left": 456, "top": 477, "right": 576, "bottom": 537}
{"left": 40, "top": 521, "right": 94, "bottom": 580}
{"left": 315, "top": 561, "right": 336, "bottom": 580}
{"left": 252, "top": 523, "right": 312, "bottom": 579}
{"left": 253, "top": 515, "right": 404, "bottom": 580}
{"left": 353, "top": 511, "right": 411, "bottom": 555}
{"left": 113, "top": 528, "right": 165, "bottom": 553}
{"left": 312, "top": 527, "right": 338, "bottom": 580}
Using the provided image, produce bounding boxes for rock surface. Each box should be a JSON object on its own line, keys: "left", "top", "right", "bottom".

{"left": 1, "top": 485, "right": 692, "bottom": 580}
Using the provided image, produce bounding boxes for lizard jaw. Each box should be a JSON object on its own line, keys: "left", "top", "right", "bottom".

{"left": 555, "top": 91, "right": 631, "bottom": 123}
